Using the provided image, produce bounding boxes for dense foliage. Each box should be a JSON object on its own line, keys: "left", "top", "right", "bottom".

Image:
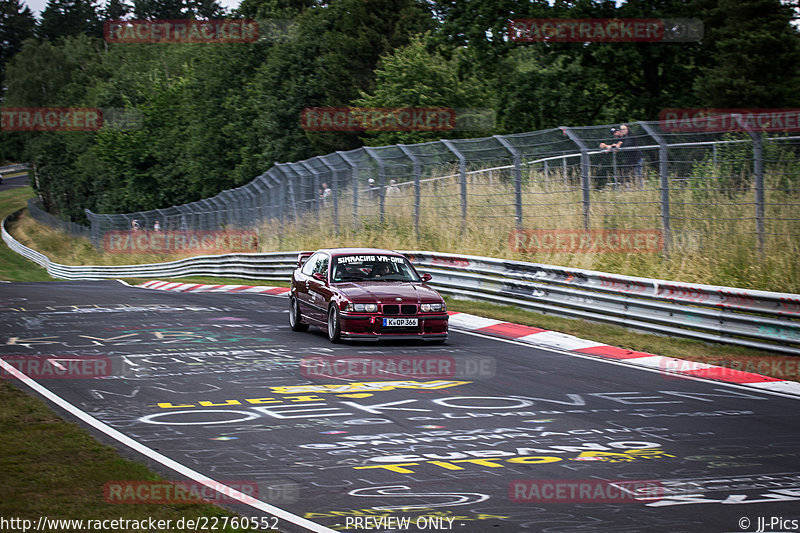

{"left": 1, "top": 0, "right": 798, "bottom": 222}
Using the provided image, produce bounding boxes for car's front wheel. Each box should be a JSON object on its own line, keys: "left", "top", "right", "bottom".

{"left": 327, "top": 305, "right": 341, "bottom": 343}
{"left": 289, "top": 296, "right": 309, "bottom": 332}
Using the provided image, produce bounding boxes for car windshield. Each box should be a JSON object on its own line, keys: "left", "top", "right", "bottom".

{"left": 331, "top": 254, "right": 420, "bottom": 282}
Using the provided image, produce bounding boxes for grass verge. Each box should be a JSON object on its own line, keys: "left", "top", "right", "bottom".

{"left": 0, "top": 381, "right": 275, "bottom": 532}
{"left": 0, "top": 187, "right": 54, "bottom": 282}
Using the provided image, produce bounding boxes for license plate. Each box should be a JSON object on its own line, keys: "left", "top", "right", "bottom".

{"left": 382, "top": 318, "right": 418, "bottom": 327}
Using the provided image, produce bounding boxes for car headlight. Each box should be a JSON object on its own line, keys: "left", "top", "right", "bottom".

{"left": 345, "top": 303, "right": 378, "bottom": 312}
{"left": 421, "top": 302, "right": 445, "bottom": 312}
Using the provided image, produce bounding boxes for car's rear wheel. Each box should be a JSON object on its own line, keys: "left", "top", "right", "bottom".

{"left": 327, "top": 305, "right": 341, "bottom": 343}
{"left": 289, "top": 296, "right": 309, "bottom": 332}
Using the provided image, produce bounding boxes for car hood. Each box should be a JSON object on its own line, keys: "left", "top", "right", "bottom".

{"left": 335, "top": 282, "right": 442, "bottom": 303}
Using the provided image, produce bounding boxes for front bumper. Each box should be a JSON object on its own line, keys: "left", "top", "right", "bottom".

{"left": 339, "top": 312, "right": 449, "bottom": 340}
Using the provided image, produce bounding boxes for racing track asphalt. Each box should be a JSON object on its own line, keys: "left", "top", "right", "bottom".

{"left": 2, "top": 280, "right": 800, "bottom": 533}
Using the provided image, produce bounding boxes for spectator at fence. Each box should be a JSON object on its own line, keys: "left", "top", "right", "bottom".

{"left": 367, "top": 178, "right": 379, "bottom": 200}
{"left": 319, "top": 182, "right": 332, "bottom": 206}
{"left": 153, "top": 220, "right": 161, "bottom": 231}
{"left": 599, "top": 124, "right": 643, "bottom": 186}
{"left": 131, "top": 219, "right": 140, "bottom": 231}
{"left": 386, "top": 179, "right": 401, "bottom": 197}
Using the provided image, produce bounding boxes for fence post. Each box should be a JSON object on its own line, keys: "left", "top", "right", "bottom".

{"left": 639, "top": 121, "right": 672, "bottom": 257}
{"left": 494, "top": 134, "right": 523, "bottom": 229}
{"left": 265, "top": 168, "right": 284, "bottom": 245}
{"left": 241, "top": 187, "right": 258, "bottom": 228}
{"left": 363, "top": 146, "right": 385, "bottom": 225}
{"left": 266, "top": 168, "right": 284, "bottom": 227}
{"left": 299, "top": 161, "right": 320, "bottom": 223}
{"left": 397, "top": 145, "right": 421, "bottom": 242}
{"left": 560, "top": 127, "right": 590, "bottom": 230}
{"left": 84, "top": 208, "right": 99, "bottom": 248}
{"left": 734, "top": 114, "right": 765, "bottom": 255}
{"left": 251, "top": 176, "right": 267, "bottom": 224}
{"left": 275, "top": 164, "right": 298, "bottom": 222}
{"left": 319, "top": 156, "right": 340, "bottom": 235}
{"left": 441, "top": 139, "right": 467, "bottom": 229}
{"left": 337, "top": 151, "right": 359, "bottom": 232}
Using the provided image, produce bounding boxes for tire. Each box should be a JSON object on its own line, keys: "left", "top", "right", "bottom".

{"left": 289, "top": 296, "right": 309, "bottom": 332}
{"left": 327, "top": 305, "right": 341, "bottom": 343}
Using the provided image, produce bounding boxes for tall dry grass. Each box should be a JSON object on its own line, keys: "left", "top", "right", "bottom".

{"left": 258, "top": 165, "right": 800, "bottom": 293}
{"left": 10, "top": 160, "right": 798, "bottom": 293}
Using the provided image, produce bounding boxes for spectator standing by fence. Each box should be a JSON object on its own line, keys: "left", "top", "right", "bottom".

{"left": 600, "top": 124, "right": 643, "bottom": 186}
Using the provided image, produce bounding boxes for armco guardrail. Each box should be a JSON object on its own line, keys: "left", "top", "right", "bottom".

{"left": 405, "top": 251, "right": 800, "bottom": 356}
{"left": 2, "top": 210, "right": 298, "bottom": 281}
{"left": 4, "top": 211, "right": 799, "bottom": 355}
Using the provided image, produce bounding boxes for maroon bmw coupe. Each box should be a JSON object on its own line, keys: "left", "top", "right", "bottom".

{"left": 288, "top": 248, "right": 448, "bottom": 343}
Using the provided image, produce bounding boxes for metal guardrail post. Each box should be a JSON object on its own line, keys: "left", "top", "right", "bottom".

{"left": 240, "top": 187, "right": 258, "bottom": 228}
{"left": 198, "top": 199, "right": 214, "bottom": 229}
{"left": 639, "top": 122, "right": 672, "bottom": 257}
{"left": 206, "top": 196, "right": 222, "bottom": 228}
{"left": 299, "top": 161, "right": 320, "bottom": 222}
{"left": 363, "top": 147, "right": 385, "bottom": 225}
{"left": 337, "top": 151, "right": 359, "bottom": 232}
{"left": 227, "top": 189, "right": 242, "bottom": 227}
{"left": 266, "top": 168, "right": 284, "bottom": 226}
{"left": 319, "top": 156, "right": 340, "bottom": 235}
{"left": 440, "top": 139, "right": 467, "bottom": 228}
{"left": 154, "top": 208, "right": 167, "bottom": 231}
{"left": 265, "top": 169, "right": 285, "bottom": 245}
{"left": 275, "top": 164, "right": 299, "bottom": 222}
{"left": 84, "top": 208, "right": 99, "bottom": 248}
{"left": 561, "top": 127, "right": 591, "bottom": 230}
{"left": 397, "top": 145, "right": 421, "bottom": 241}
{"left": 734, "top": 114, "right": 765, "bottom": 255}
{"left": 494, "top": 135, "right": 523, "bottom": 229}
{"left": 185, "top": 203, "right": 200, "bottom": 231}
{"left": 251, "top": 176, "right": 267, "bottom": 223}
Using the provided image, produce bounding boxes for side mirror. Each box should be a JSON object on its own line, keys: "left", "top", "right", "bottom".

{"left": 420, "top": 273, "right": 432, "bottom": 282}
{"left": 312, "top": 272, "right": 327, "bottom": 282}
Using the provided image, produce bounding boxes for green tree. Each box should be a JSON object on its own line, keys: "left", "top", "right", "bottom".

{"left": 39, "top": 0, "right": 102, "bottom": 41}
{"left": 248, "top": 0, "right": 434, "bottom": 162}
{"left": 354, "top": 33, "right": 491, "bottom": 145}
{"left": 132, "top": 0, "right": 225, "bottom": 20}
{"left": 0, "top": 0, "right": 36, "bottom": 94}
{"left": 693, "top": 0, "right": 800, "bottom": 107}
{"left": 100, "top": 0, "right": 130, "bottom": 21}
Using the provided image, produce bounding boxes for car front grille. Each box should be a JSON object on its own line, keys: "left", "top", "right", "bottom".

{"left": 382, "top": 304, "right": 417, "bottom": 315}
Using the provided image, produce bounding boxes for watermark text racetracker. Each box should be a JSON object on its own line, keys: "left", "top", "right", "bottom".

{"left": 300, "top": 107, "right": 495, "bottom": 132}
{"left": 509, "top": 18, "right": 702, "bottom": 42}
{"left": 105, "top": 19, "right": 259, "bottom": 43}
{"left": 103, "top": 479, "right": 299, "bottom": 505}
{"left": 510, "top": 229, "right": 663, "bottom": 254}
{"left": 510, "top": 479, "right": 663, "bottom": 503}
{"left": 660, "top": 356, "right": 800, "bottom": 382}
{"left": 660, "top": 108, "right": 800, "bottom": 132}
{"left": 103, "top": 230, "right": 259, "bottom": 254}
{"left": 1, "top": 356, "right": 114, "bottom": 380}
{"left": 1, "top": 107, "right": 142, "bottom": 132}
{"left": 301, "top": 355, "right": 495, "bottom": 380}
